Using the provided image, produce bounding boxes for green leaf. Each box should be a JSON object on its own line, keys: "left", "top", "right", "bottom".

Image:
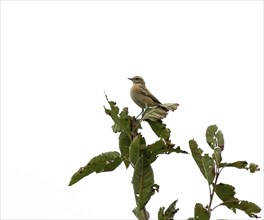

{"left": 158, "top": 200, "right": 179, "bottom": 220}
{"left": 146, "top": 120, "right": 170, "bottom": 140}
{"left": 189, "top": 140, "right": 215, "bottom": 184}
{"left": 215, "top": 183, "right": 236, "bottom": 201}
{"left": 142, "top": 106, "right": 168, "bottom": 121}
{"left": 169, "top": 146, "right": 189, "bottom": 154}
{"left": 220, "top": 199, "right": 261, "bottom": 218}
{"left": 104, "top": 95, "right": 120, "bottom": 130}
{"left": 141, "top": 103, "right": 179, "bottom": 121}
{"left": 119, "top": 132, "right": 131, "bottom": 168}
{"left": 220, "top": 161, "right": 248, "bottom": 169}
{"left": 104, "top": 95, "right": 139, "bottom": 134}
{"left": 215, "top": 183, "right": 261, "bottom": 218}
{"left": 132, "top": 155, "right": 155, "bottom": 210}
{"left": 147, "top": 139, "right": 165, "bottom": 163}
{"left": 119, "top": 107, "right": 133, "bottom": 134}
{"left": 189, "top": 140, "right": 204, "bottom": 174}
{"left": 213, "top": 147, "right": 222, "bottom": 168}
{"left": 202, "top": 154, "right": 215, "bottom": 184}
{"left": 220, "top": 161, "right": 260, "bottom": 173}
{"left": 148, "top": 139, "right": 188, "bottom": 164}
{"left": 206, "top": 124, "right": 224, "bottom": 150}
{"left": 206, "top": 125, "right": 218, "bottom": 148}
{"left": 234, "top": 201, "right": 261, "bottom": 218}
{"left": 215, "top": 130, "right": 224, "bottom": 149}
{"left": 69, "top": 151, "right": 122, "bottom": 186}
{"left": 249, "top": 163, "right": 260, "bottom": 173}
{"left": 194, "top": 203, "right": 210, "bottom": 220}
{"left": 160, "top": 103, "right": 179, "bottom": 111}
{"left": 133, "top": 207, "right": 150, "bottom": 219}
{"left": 129, "top": 135, "right": 142, "bottom": 166}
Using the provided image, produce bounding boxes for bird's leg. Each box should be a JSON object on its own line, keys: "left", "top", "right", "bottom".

{"left": 136, "top": 108, "right": 144, "bottom": 119}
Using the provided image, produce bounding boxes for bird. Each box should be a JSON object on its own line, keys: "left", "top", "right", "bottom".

{"left": 128, "top": 76, "right": 163, "bottom": 117}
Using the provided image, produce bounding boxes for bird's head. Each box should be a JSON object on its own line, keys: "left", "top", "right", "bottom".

{"left": 128, "top": 76, "right": 145, "bottom": 85}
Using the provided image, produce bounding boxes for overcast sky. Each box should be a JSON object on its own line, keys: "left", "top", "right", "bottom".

{"left": 1, "top": 1, "right": 263, "bottom": 219}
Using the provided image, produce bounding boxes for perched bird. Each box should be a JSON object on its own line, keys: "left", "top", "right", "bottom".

{"left": 128, "top": 76, "right": 163, "bottom": 116}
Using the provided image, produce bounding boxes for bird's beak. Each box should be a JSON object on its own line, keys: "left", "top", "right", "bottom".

{"left": 128, "top": 78, "right": 132, "bottom": 81}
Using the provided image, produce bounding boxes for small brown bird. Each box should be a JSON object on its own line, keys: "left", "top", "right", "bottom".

{"left": 128, "top": 76, "right": 162, "bottom": 114}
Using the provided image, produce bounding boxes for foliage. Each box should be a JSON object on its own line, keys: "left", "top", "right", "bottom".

{"left": 69, "top": 97, "right": 261, "bottom": 219}
{"left": 69, "top": 95, "right": 186, "bottom": 219}
{"left": 158, "top": 200, "right": 179, "bottom": 220}
{"left": 188, "top": 125, "right": 261, "bottom": 219}
{"left": 69, "top": 151, "right": 122, "bottom": 186}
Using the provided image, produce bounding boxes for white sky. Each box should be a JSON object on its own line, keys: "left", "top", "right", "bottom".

{"left": 1, "top": 1, "right": 263, "bottom": 219}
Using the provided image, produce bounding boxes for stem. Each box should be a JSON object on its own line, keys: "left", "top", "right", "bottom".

{"left": 130, "top": 117, "right": 141, "bottom": 140}
{"left": 207, "top": 167, "right": 221, "bottom": 214}
{"left": 211, "top": 203, "right": 222, "bottom": 211}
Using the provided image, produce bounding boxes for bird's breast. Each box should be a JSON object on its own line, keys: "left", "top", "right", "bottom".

{"left": 130, "top": 85, "right": 155, "bottom": 108}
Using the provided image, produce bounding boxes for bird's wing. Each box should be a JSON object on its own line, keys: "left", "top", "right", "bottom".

{"left": 139, "top": 86, "right": 161, "bottom": 104}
